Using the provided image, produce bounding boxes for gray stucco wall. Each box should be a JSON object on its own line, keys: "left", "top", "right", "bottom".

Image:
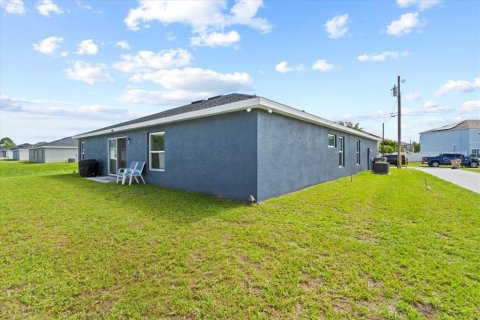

{"left": 256, "top": 110, "right": 378, "bottom": 201}
{"left": 81, "top": 111, "right": 258, "bottom": 201}
{"left": 80, "top": 110, "right": 378, "bottom": 201}
{"left": 29, "top": 149, "right": 45, "bottom": 163}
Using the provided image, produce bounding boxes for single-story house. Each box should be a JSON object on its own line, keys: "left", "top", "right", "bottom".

{"left": 74, "top": 93, "right": 380, "bottom": 201}
{"left": 0, "top": 148, "right": 13, "bottom": 159}
{"left": 29, "top": 137, "right": 78, "bottom": 163}
{"left": 420, "top": 120, "right": 480, "bottom": 156}
{"left": 11, "top": 143, "right": 33, "bottom": 161}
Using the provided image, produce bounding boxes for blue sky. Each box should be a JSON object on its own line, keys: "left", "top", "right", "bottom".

{"left": 1, "top": 0, "right": 479, "bottom": 144}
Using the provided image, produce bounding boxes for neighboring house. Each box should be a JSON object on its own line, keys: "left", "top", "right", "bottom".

{"left": 74, "top": 93, "right": 380, "bottom": 201}
{"left": 11, "top": 143, "right": 33, "bottom": 161}
{"left": 420, "top": 120, "right": 480, "bottom": 156}
{"left": 0, "top": 148, "right": 13, "bottom": 159}
{"left": 29, "top": 137, "right": 78, "bottom": 163}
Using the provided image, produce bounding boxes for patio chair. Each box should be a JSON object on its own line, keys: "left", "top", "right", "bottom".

{"left": 116, "top": 161, "right": 138, "bottom": 184}
{"left": 119, "top": 160, "right": 146, "bottom": 185}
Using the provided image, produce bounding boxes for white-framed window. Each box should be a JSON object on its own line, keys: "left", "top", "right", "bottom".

{"left": 472, "top": 149, "right": 480, "bottom": 157}
{"left": 80, "top": 142, "right": 85, "bottom": 161}
{"left": 356, "top": 139, "right": 361, "bottom": 165}
{"left": 338, "top": 136, "right": 345, "bottom": 167}
{"left": 328, "top": 134, "right": 336, "bottom": 148}
{"left": 149, "top": 132, "right": 165, "bottom": 171}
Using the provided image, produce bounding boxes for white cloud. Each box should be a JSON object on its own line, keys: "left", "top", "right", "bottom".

{"left": 32, "top": 36, "right": 63, "bottom": 54}
{"left": 423, "top": 100, "right": 438, "bottom": 109}
{"left": 357, "top": 51, "right": 409, "bottom": 62}
{"left": 116, "top": 41, "right": 130, "bottom": 50}
{"left": 387, "top": 12, "right": 423, "bottom": 36}
{"left": 37, "top": 0, "right": 63, "bottom": 17}
{"left": 76, "top": 39, "right": 99, "bottom": 55}
{"left": 1, "top": 0, "right": 25, "bottom": 14}
{"left": 396, "top": 0, "right": 442, "bottom": 11}
{"left": 228, "top": 0, "right": 270, "bottom": 33}
{"left": 130, "top": 68, "right": 252, "bottom": 94}
{"left": 325, "top": 14, "right": 349, "bottom": 39}
{"left": 312, "top": 59, "right": 334, "bottom": 72}
{"left": 114, "top": 49, "right": 192, "bottom": 74}
{"left": 75, "top": 0, "right": 91, "bottom": 10}
{"left": 435, "top": 77, "right": 480, "bottom": 95}
{"left": 124, "top": 0, "right": 270, "bottom": 46}
{"left": 191, "top": 30, "right": 240, "bottom": 47}
{"left": 461, "top": 100, "right": 480, "bottom": 112}
{"left": 117, "top": 89, "right": 211, "bottom": 105}
{"left": 275, "top": 61, "right": 302, "bottom": 73}
{"left": 404, "top": 92, "right": 421, "bottom": 101}
{"left": 166, "top": 32, "right": 177, "bottom": 41}
{"left": 65, "top": 61, "right": 113, "bottom": 85}
{"left": 0, "top": 95, "right": 132, "bottom": 121}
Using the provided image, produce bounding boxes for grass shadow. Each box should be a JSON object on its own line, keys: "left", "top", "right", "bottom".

{"left": 43, "top": 174, "right": 246, "bottom": 224}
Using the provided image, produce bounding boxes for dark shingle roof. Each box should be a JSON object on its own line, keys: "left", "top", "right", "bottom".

{"left": 45, "top": 137, "right": 78, "bottom": 147}
{"left": 32, "top": 142, "right": 47, "bottom": 148}
{"left": 81, "top": 93, "right": 256, "bottom": 136}
{"left": 31, "top": 137, "right": 77, "bottom": 148}
{"left": 11, "top": 143, "right": 33, "bottom": 150}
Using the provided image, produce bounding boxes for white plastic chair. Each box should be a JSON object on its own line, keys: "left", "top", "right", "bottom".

{"left": 119, "top": 160, "right": 146, "bottom": 185}
{"left": 116, "top": 161, "right": 138, "bottom": 184}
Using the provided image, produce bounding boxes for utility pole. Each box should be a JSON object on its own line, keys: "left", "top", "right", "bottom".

{"left": 397, "top": 76, "right": 402, "bottom": 169}
{"left": 382, "top": 122, "right": 385, "bottom": 155}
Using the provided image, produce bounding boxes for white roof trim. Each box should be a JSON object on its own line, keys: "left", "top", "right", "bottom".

{"left": 73, "top": 97, "right": 381, "bottom": 141}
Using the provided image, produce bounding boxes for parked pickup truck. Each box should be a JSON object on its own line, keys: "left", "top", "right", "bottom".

{"left": 422, "top": 153, "right": 480, "bottom": 168}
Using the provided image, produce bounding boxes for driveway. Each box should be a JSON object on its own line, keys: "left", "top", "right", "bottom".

{"left": 414, "top": 167, "right": 480, "bottom": 194}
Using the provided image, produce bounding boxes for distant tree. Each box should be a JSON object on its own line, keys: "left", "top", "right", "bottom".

{"left": 0, "top": 137, "right": 15, "bottom": 148}
{"left": 337, "top": 121, "right": 363, "bottom": 131}
{"left": 379, "top": 139, "right": 398, "bottom": 154}
{"left": 413, "top": 142, "right": 420, "bottom": 153}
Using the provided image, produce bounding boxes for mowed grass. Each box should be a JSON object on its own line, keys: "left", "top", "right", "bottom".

{"left": 0, "top": 161, "right": 479, "bottom": 319}
{"left": 0, "top": 160, "right": 77, "bottom": 177}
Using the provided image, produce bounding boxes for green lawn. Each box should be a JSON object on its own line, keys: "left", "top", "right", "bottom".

{"left": 0, "top": 161, "right": 479, "bottom": 319}
{"left": 0, "top": 160, "right": 77, "bottom": 177}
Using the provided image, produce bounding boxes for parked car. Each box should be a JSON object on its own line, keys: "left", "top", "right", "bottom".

{"left": 422, "top": 153, "right": 480, "bottom": 168}
{"left": 383, "top": 154, "right": 408, "bottom": 166}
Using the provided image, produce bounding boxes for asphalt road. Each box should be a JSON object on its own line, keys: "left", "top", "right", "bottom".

{"left": 414, "top": 167, "right": 480, "bottom": 194}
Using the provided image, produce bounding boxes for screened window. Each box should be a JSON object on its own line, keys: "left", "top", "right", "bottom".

{"left": 338, "top": 136, "right": 345, "bottom": 167}
{"left": 472, "top": 149, "right": 480, "bottom": 157}
{"left": 149, "top": 132, "right": 165, "bottom": 171}
{"left": 328, "top": 134, "right": 336, "bottom": 148}
{"left": 356, "top": 140, "right": 361, "bottom": 165}
{"left": 80, "top": 142, "right": 85, "bottom": 161}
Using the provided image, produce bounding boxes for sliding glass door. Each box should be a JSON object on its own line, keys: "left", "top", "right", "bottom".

{"left": 108, "top": 137, "right": 126, "bottom": 175}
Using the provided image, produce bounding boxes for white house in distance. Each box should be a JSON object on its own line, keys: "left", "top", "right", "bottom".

{"left": 420, "top": 120, "right": 480, "bottom": 156}
{"left": 11, "top": 143, "right": 33, "bottom": 161}
{"left": 29, "top": 137, "right": 78, "bottom": 163}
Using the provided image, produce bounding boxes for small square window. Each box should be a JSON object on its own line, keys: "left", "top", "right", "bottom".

{"left": 328, "top": 134, "right": 336, "bottom": 148}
